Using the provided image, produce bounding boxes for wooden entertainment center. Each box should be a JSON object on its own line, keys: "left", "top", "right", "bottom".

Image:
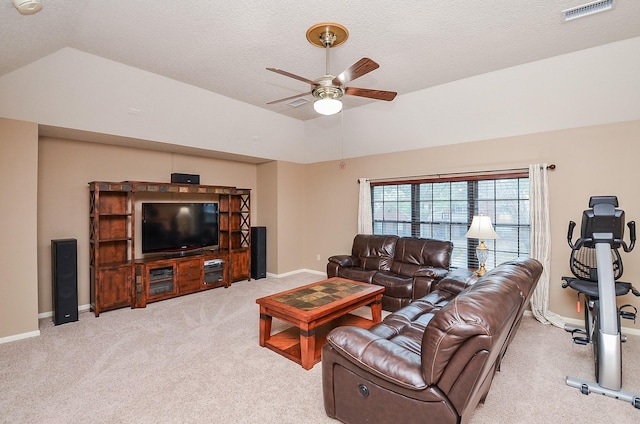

{"left": 89, "top": 180, "right": 251, "bottom": 316}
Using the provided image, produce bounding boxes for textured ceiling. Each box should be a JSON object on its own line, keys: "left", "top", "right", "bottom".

{"left": 1, "top": 0, "right": 640, "bottom": 121}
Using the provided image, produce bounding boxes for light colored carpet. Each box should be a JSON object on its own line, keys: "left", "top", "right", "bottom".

{"left": 1, "top": 272, "right": 639, "bottom": 423}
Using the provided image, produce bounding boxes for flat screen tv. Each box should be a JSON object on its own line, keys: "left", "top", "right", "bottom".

{"left": 142, "top": 202, "right": 219, "bottom": 254}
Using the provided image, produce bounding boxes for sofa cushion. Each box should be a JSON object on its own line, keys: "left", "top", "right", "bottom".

{"left": 351, "top": 234, "right": 398, "bottom": 271}
{"left": 391, "top": 238, "right": 453, "bottom": 276}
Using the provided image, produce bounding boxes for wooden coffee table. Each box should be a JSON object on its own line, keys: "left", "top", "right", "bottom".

{"left": 256, "top": 277, "right": 384, "bottom": 369}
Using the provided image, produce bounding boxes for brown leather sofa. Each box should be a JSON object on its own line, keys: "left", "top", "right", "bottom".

{"left": 322, "top": 258, "right": 543, "bottom": 424}
{"left": 327, "top": 234, "right": 453, "bottom": 311}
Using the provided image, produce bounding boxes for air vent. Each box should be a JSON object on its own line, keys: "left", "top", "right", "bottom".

{"left": 562, "top": 0, "right": 615, "bottom": 22}
{"left": 286, "top": 98, "right": 310, "bottom": 108}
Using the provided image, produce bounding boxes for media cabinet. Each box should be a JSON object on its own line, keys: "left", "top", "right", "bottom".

{"left": 89, "top": 181, "right": 251, "bottom": 316}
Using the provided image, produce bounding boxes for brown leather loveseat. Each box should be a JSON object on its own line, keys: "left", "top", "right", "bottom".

{"left": 327, "top": 234, "right": 453, "bottom": 311}
{"left": 322, "top": 258, "right": 543, "bottom": 424}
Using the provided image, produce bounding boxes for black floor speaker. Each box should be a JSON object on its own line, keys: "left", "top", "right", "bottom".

{"left": 51, "top": 239, "right": 78, "bottom": 325}
{"left": 251, "top": 227, "right": 267, "bottom": 280}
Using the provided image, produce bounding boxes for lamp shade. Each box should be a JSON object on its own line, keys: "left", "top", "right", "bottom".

{"left": 465, "top": 215, "right": 499, "bottom": 240}
{"left": 313, "top": 98, "right": 342, "bottom": 115}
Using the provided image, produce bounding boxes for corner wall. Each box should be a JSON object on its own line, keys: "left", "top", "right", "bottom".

{"left": 256, "top": 161, "right": 306, "bottom": 276}
{"left": 0, "top": 118, "right": 39, "bottom": 340}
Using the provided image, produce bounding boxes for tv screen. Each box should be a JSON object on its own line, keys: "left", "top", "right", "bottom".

{"left": 142, "top": 203, "right": 219, "bottom": 254}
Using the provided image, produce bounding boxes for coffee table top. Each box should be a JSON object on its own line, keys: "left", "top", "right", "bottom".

{"left": 271, "top": 278, "right": 376, "bottom": 310}
{"left": 256, "top": 277, "right": 384, "bottom": 318}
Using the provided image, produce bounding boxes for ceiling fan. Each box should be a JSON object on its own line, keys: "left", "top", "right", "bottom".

{"left": 266, "top": 22, "right": 397, "bottom": 116}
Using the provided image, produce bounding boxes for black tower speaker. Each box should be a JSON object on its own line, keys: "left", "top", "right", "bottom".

{"left": 251, "top": 227, "right": 267, "bottom": 280}
{"left": 51, "top": 239, "right": 78, "bottom": 325}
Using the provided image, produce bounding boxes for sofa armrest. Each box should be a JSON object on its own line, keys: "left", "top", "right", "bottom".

{"left": 435, "top": 269, "right": 478, "bottom": 295}
{"left": 412, "top": 267, "right": 449, "bottom": 299}
{"left": 413, "top": 267, "right": 449, "bottom": 279}
{"left": 326, "top": 326, "right": 427, "bottom": 390}
{"left": 328, "top": 255, "right": 360, "bottom": 268}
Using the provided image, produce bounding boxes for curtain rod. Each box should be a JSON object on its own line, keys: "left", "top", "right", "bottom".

{"left": 359, "top": 164, "right": 556, "bottom": 183}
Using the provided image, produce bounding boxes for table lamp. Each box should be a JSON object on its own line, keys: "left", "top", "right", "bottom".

{"left": 465, "top": 215, "right": 499, "bottom": 277}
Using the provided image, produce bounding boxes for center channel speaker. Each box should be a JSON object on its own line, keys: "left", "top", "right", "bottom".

{"left": 171, "top": 173, "right": 200, "bottom": 184}
{"left": 51, "top": 239, "right": 78, "bottom": 325}
{"left": 251, "top": 227, "right": 266, "bottom": 280}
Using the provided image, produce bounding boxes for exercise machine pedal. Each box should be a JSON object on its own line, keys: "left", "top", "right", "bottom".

{"left": 569, "top": 327, "right": 589, "bottom": 345}
{"left": 619, "top": 304, "right": 637, "bottom": 323}
{"left": 572, "top": 336, "right": 589, "bottom": 345}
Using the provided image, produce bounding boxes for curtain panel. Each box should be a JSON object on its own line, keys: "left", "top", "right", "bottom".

{"left": 529, "top": 163, "right": 564, "bottom": 327}
{"left": 358, "top": 178, "right": 372, "bottom": 235}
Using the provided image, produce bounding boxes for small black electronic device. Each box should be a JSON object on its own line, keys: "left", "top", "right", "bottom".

{"left": 171, "top": 173, "right": 200, "bottom": 184}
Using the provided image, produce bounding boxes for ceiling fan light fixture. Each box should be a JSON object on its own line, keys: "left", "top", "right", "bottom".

{"left": 13, "top": 0, "right": 42, "bottom": 15}
{"left": 314, "top": 98, "right": 342, "bottom": 115}
{"left": 266, "top": 23, "right": 397, "bottom": 115}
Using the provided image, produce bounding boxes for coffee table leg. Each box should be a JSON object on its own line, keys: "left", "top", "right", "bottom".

{"left": 300, "top": 326, "right": 316, "bottom": 370}
{"left": 259, "top": 307, "right": 272, "bottom": 347}
{"left": 371, "top": 295, "right": 383, "bottom": 323}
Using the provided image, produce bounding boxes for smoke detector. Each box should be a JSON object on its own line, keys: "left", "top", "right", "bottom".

{"left": 13, "top": 0, "right": 42, "bottom": 15}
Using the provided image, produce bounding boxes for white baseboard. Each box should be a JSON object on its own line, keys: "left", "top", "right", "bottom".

{"left": 267, "top": 269, "right": 326, "bottom": 278}
{"left": 524, "top": 310, "right": 640, "bottom": 336}
{"left": 37, "top": 303, "right": 91, "bottom": 320}
{"left": 563, "top": 315, "right": 640, "bottom": 337}
{"left": 0, "top": 330, "right": 40, "bottom": 345}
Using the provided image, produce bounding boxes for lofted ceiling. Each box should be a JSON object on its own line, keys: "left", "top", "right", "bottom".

{"left": 1, "top": 1, "right": 640, "bottom": 122}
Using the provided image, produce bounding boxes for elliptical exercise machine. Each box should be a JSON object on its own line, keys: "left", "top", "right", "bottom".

{"left": 562, "top": 196, "right": 640, "bottom": 408}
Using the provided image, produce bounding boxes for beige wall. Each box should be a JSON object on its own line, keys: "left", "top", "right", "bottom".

{"left": 302, "top": 120, "right": 640, "bottom": 326}
{"left": 0, "top": 118, "right": 39, "bottom": 339}
{"left": 257, "top": 161, "right": 278, "bottom": 273}
{"left": 276, "top": 161, "right": 306, "bottom": 274}
{"left": 256, "top": 161, "right": 306, "bottom": 275}
{"left": 37, "top": 137, "right": 258, "bottom": 313}
{"left": 4, "top": 118, "right": 640, "bottom": 340}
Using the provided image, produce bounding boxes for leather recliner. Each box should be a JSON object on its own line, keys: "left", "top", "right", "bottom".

{"left": 322, "top": 258, "right": 543, "bottom": 424}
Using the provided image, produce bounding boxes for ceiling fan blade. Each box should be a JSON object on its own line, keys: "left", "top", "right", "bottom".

{"left": 266, "top": 92, "right": 310, "bottom": 105}
{"left": 345, "top": 87, "right": 397, "bottom": 101}
{"left": 333, "top": 58, "right": 379, "bottom": 86}
{"left": 266, "top": 68, "right": 318, "bottom": 86}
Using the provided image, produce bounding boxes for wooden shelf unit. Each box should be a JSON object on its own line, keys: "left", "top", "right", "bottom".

{"left": 89, "top": 181, "right": 251, "bottom": 316}
{"left": 223, "top": 189, "right": 251, "bottom": 282}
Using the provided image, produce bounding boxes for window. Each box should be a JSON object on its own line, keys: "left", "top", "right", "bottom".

{"left": 371, "top": 175, "right": 530, "bottom": 269}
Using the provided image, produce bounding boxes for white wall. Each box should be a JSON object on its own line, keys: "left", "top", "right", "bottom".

{"left": 303, "top": 36, "right": 640, "bottom": 163}
{"left": 1, "top": 38, "right": 639, "bottom": 164}
{"left": 0, "top": 48, "right": 305, "bottom": 162}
